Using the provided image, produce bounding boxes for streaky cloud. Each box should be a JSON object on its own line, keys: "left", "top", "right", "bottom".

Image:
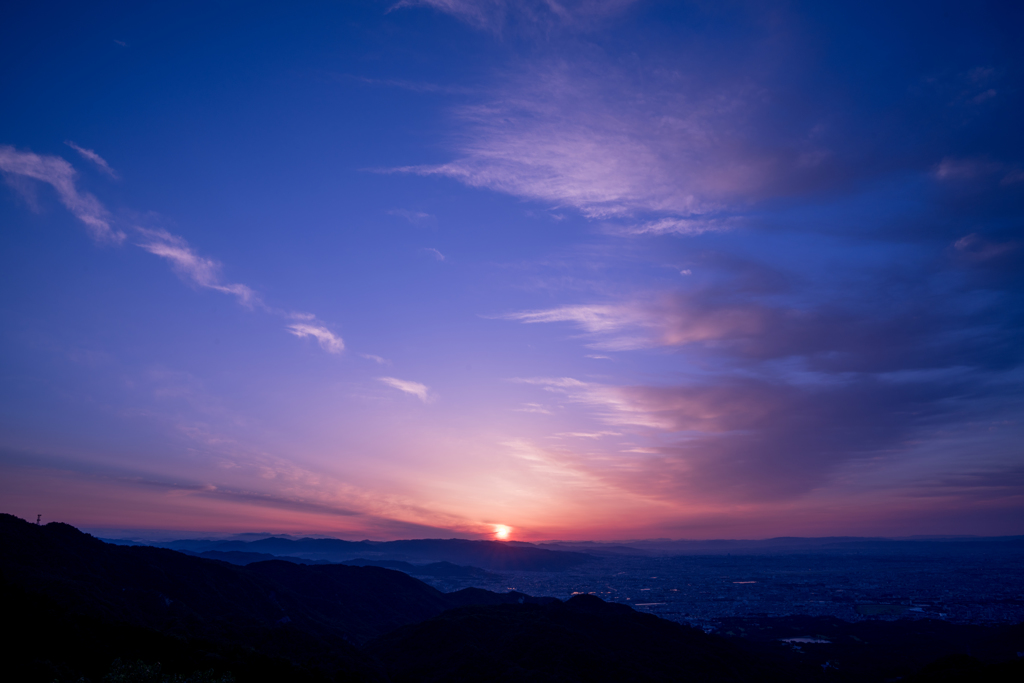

{"left": 388, "top": 208, "right": 435, "bottom": 224}
{"left": 0, "top": 145, "right": 123, "bottom": 242}
{"left": 135, "top": 228, "right": 260, "bottom": 308}
{"left": 391, "top": 63, "right": 780, "bottom": 228}
{"left": 0, "top": 146, "right": 346, "bottom": 356}
{"left": 124, "top": 478, "right": 363, "bottom": 517}
{"left": 64, "top": 141, "right": 119, "bottom": 179}
{"left": 503, "top": 297, "right": 764, "bottom": 351}
{"left": 352, "top": 75, "right": 475, "bottom": 95}
{"left": 379, "top": 376, "right": 433, "bottom": 402}
{"left": 621, "top": 216, "right": 739, "bottom": 236}
{"left": 504, "top": 304, "right": 639, "bottom": 333}
{"left": 287, "top": 323, "right": 345, "bottom": 354}
{"left": 391, "top": 0, "right": 638, "bottom": 35}
{"left": 137, "top": 229, "right": 345, "bottom": 354}
{"left": 515, "top": 402, "right": 552, "bottom": 414}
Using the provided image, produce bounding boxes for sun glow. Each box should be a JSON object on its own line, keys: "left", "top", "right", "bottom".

{"left": 493, "top": 524, "right": 512, "bottom": 540}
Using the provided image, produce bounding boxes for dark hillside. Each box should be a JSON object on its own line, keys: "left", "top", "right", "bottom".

{"left": 5, "top": 580, "right": 338, "bottom": 683}
{"left": 242, "top": 560, "right": 453, "bottom": 644}
{"left": 366, "top": 594, "right": 790, "bottom": 683}
{"left": 0, "top": 514, "right": 572, "bottom": 681}
{"left": 0, "top": 514, "right": 452, "bottom": 646}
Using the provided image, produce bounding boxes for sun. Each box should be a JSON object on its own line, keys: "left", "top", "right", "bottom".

{"left": 493, "top": 524, "right": 512, "bottom": 540}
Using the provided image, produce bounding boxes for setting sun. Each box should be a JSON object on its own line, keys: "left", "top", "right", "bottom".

{"left": 493, "top": 525, "right": 512, "bottom": 540}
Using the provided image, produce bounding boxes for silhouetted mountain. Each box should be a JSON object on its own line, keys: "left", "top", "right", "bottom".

{"left": 0, "top": 515, "right": 457, "bottom": 646}
{"left": 185, "top": 549, "right": 333, "bottom": 565}
{"left": 135, "top": 535, "right": 593, "bottom": 570}
{"left": 0, "top": 514, "right": 567, "bottom": 681}
{"left": 366, "top": 594, "right": 790, "bottom": 682}
{"left": 6, "top": 580, "right": 332, "bottom": 683}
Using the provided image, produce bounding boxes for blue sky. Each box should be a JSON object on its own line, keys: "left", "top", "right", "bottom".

{"left": 1, "top": 0, "right": 1022, "bottom": 540}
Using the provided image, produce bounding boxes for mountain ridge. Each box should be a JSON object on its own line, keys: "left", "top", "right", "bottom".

{"left": 102, "top": 535, "right": 593, "bottom": 571}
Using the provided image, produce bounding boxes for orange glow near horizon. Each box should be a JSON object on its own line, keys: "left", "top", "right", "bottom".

{"left": 493, "top": 524, "right": 512, "bottom": 540}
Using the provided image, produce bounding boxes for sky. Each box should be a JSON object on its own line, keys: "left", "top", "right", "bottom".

{"left": 1, "top": 0, "right": 1022, "bottom": 541}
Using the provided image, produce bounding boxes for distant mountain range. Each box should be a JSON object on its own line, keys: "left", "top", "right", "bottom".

{"left": 104, "top": 535, "right": 593, "bottom": 571}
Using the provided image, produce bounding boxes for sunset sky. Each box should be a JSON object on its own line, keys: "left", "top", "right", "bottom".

{"left": 1, "top": 0, "right": 1022, "bottom": 541}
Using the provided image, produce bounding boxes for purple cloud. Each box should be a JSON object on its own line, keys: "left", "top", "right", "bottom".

{"left": 394, "top": 57, "right": 860, "bottom": 234}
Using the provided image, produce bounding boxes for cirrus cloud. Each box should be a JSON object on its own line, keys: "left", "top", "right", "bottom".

{"left": 65, "top": 141, "right": 119, "bottom": 179}
{"left": 378, "top": 376, "right": 434, "bottom": 402}
{"left": 1, "top": 144, "right": 348, "bottom": 357}
{"left": 135, "top": 228, "right": 260, "bottom": 308}
{"left": 392, "top": 0, "right": 639, "bottom": 35}
{"left": 0, "top": 145, "right": 123, "bottom": 242}
{"left": 286, "top": 323, "right": 345, "bottom": 354}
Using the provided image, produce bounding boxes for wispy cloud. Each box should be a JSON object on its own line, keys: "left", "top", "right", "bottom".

{"left": 953, "top": 233, "right": 1019, "bottom": 263}
{"left": 351, "top": 75, "right": 474, "bottom": 95}
{"left": 392, "top": 0, "right": 638, "bottom": 35}
{"left": 933, "top": 157, "right": 1024, "bottom": 186}
{"left": 379, "top": 376, "right": 433, "bottom": 402}
{"left": 135, "top": 228, "right": 259, "bottom": 308}
{"left": 361, "top": 353, "right": 391, "bottom": 365}
{"left": 0, "top": 145, "right": 123, "bottom": 242}
{"left": 127, "top": 479, "right": 363, "bottom": 517}
{"left": 0, "top": 145, "right": 347, "bottom": 356}
{"left": 511, "top": 373, "right": 977, "bottom": 502}
{"left": 620, "top": 216, "right": 740, "bottom": 236}
{"left": 507, "top": 237, "right": 1024, "bottom": 504}
{"left": 512, "top": 376, "right": 670, "bottom": 429}
{"left": 392, "top": 37, "right": 879, "bottom": 234}
{"left": 391, "top": 64, "right": 761, "bottom": 230}
{"left": 504, "top": 304, "right": 639, "bottom": 333}
{"left": 388, "top": 208, "right": 434, "bottom": 224}
{"left": 136, "top": 229, "right": 346, "bottom": 352}
{"left": 502, "top": 295, "right": 770, "bottom": 351}
{"left": 65, "top": 141, "right": 119, "bottom": 179}
{"left": 555, "top": 431, "right": 621, "bottom": 438}
{"left": 287, "top": 323, "right": 345, "bottom": 354}
{"left": 422, "top": 247, "right": 446, "bottom": 261}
